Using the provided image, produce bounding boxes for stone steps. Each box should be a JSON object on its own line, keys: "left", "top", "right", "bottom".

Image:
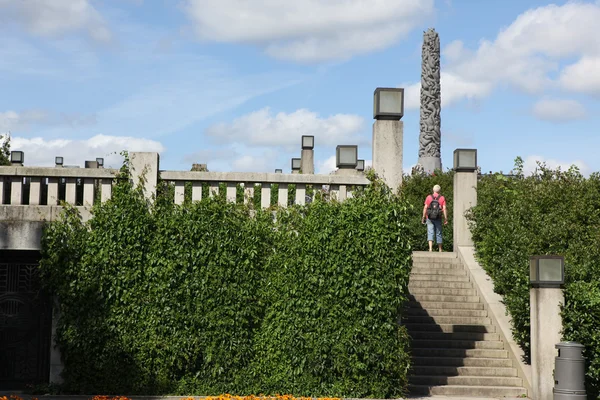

{"left": 412, "top": 356, "right": 513, "bottom": 368}
{"left": 408, "top": 384, "right": 527, "bottom": 397}
{"left": 405, "top": 308, "right": 488, "bottom": 317}
{"left": 405, "top": 251, "right": 527, "bottom": 398}
{"left": 411, "top": 339, "right": 504, "bottom": 350}
{"left": 411, "top": 366, "right": 517, "bottom": 377}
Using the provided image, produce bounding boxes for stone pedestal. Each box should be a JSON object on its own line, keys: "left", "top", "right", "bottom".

{"left": 417, "top": 156, "right": 442, "bottom": 174}
{"left": 530, "top": 287, "right": 564, "bottom": 400}
{"left": 300, "top": 149, "right": 314, "bottom": 174}
{"left": 453, "top": 171, "right": 477, "bottom": 251}
{"left": 130, "top": 152, "right": 160, "bottom": 203}
{"left": 372, "top": 120, "right": 403, "bottom": 193}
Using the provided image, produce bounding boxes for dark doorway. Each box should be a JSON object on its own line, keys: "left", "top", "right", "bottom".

{"left": 0, "top": 250, "right": 52, "bottom": 390}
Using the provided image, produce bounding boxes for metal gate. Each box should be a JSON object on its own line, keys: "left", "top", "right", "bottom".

{"left": 0, "top": 250, "right": 51, "bottom": 389}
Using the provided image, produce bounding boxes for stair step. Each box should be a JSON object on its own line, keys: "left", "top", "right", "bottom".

{"left": 411, "top": 339, "right": 504, "bottom": 350}
{"left": 412, "top": 356, "right": 513, "bottom": 368}
{"left": 409, "top": 375, "right": 522, "bottom": 387}
{"left": 409, "top": 280, "right": 473, "bottom": 289}
{"left": 413, "top": 251, "right": 458, "bottom": 259}
{"left": 406, "top": 331, "right": 500, "bottom": 341}
{"left": 408, "top": 294, "right": 480, "bottom": 303}
{"left": 404, "top": 323, "right": 496, "bottom": 333}
{"left": 409, "top": 287, "right": 477, "bottom": 296}
{"left": 405, "top": 308, "right": 488, "bottom": 317}
{"left": 408, "top": 384, "right": 527, "bottom": 397}
{"left": 411, "top": 366, "right": 518, "bottom": 377}
{"left": 411, "top": 348, "right": 509, "bottom": 359}
{"left": 409, "top": 274, "right": 470, "bottom": 282}
{"left": 411, "top": 268, "right": 467, "bottom": 276}
{"left": 407, "top": 301, "right": 484, "bottom": 310}
{"left": 412, "top": 259, "right": 462, "bottom": 267}
{"left": 404, "top": 315, "right": 491, "bottom": 325}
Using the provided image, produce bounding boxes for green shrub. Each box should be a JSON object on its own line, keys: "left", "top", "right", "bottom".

{"left": 467, "top": 157, "right": 600, "bottom": 398}
{"left": 400, "top": 169, "right": 454, "bottom": 252}
{"left": 39, "top": 168, "right": 413, "bottom": 397}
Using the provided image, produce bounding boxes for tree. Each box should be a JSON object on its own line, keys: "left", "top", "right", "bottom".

{"left": 0, "top": 133, "right": 9, "bottom": 166}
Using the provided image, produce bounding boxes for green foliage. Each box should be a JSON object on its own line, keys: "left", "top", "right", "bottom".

{"left": 0, "top": 133, "right": 10, "bottom": 165}
{"left": 467, "top": 157, "right": 600, "bottom": 397}
{"left": 400, "top": 169, "right": 454, "bottom": 251}
{"left": 39, "top": 167, "right": 413, "bottom": 397}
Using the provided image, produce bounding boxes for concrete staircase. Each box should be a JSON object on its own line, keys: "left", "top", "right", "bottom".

{"left": 404, "top": 251, "right": 527, "bottom": 397}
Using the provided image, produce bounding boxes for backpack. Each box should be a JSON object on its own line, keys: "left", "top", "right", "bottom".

{"left": 427, "top": 194, "right": 442, "bottom": 220}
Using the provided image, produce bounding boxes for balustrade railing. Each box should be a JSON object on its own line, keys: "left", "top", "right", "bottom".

{"left": 0, "top": 166, "right": 369, "bottom": 209}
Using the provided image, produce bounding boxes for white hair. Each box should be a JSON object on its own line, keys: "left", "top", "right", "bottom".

{"left": 433, "top": 185, "right": 441, "bottom": 193}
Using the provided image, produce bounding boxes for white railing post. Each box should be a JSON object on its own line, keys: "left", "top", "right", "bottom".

{"left": 11, "top": 177, "right": 23, "bottom": 205}
{"left": 29, "top": 177, "right": 41, "bottom": 205}
{"left": 191, "top": 182, "right": 203, "bottom": 202}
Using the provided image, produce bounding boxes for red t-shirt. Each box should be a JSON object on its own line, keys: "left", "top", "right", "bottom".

{"left": 424, "top": 194, "right": 446, "bottom": 208}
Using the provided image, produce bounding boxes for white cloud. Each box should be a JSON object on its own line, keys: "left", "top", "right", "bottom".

{"left": 403, "top": 72, "right": 492, "bottom": 109}
{"left": 404, "top": 2, "right": 600, "bottom": 107}
{"left": 523, "top": 155, "right": 590, "bottom": 176}
{"left": 206, "top": 107, "right": 366, "bottom": 150}
{"left": 183, "top": 0, "right": 434, "bottom": 62}
{"left": 10, "top": 134, "right": 165, "bottom": 168}
{"left": 316, "top": 155, "right": 337, "bottom": 175}
{"left": 559, "top": 56, "right": 600, "bottom": 96}
{"left": 0, "top": 0, "right": 112, "bottom": 43}
{"left": 531, "top": 98, "right": 587, "bottom": 122}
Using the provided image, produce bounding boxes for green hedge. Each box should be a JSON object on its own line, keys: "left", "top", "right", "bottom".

{"left": 467, "top": 157, "right": 600, "bottom": 398}
{"left": 39, "top": 168, "right": 413, "bottom": 397}
{"left": 400, "top": 170, "right": 454, "bottom": 252}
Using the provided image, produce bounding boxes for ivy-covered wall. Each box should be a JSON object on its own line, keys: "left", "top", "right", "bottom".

{"left": 39, "top": 170, "right": 413, "bottom": 397}
{"left": 467, "top": 157, "right": 600, "bottom": 398}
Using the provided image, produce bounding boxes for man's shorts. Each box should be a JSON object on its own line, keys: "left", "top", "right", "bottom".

{"left": 426, "top": 218, "right": 443, "bottom": 243}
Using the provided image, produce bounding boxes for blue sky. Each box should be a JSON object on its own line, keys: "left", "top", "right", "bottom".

{"left": 1, "top": 0, "right": 599, "bottom": 175}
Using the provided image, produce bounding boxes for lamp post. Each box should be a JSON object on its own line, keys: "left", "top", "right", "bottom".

{"left": 372, "top": 87, "right": 403, "bottom": 192}
{"left": 274, "top": 169, "right": 282, "bottom": 174}
{"left": 55, "top": 157, "right": 64, "bottom": 167}
{"left": 96, "top": 158, "right": 104, "bottom": 168}
{"left": 356, "top": 159, "right": 365, "bottom": 172}
{"left": 453, "top": 148, "right": 478, "bottom": 252}
{"left": 291, "top": 158, "right": 301, "bottom": 174}
{"left": 300, "top": 135, "right": 315, "bottom": 174}
{"left": 10, "top": 151, "right": 24, "bottom": 166}
{"left": 530, "top": 255, "right": 565, "bottom": 400}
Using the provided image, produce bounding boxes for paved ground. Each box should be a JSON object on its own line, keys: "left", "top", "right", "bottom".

{"left": 1, "top": 395, "right": 530, "bottom": 400}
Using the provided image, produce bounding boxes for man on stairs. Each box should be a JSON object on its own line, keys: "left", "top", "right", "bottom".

{"left": 422, "top": 184, "right": 448, "bottom": 252}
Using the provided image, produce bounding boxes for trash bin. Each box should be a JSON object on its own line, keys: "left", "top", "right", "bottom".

{"left": 554, "top": 341, "right": 587, "bottom": 399}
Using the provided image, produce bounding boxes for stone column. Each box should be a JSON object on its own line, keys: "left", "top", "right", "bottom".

{"left": 130, "top": 152, "right": 159, "bottom": 203}
{"left": 372, "top": 120, "right": 403, "bottom": 193}
{"left": 300, "top": 149, "right": 314, "bottom": 174}
{"left": 530, "top": 287, "right": 564, "bottom": 400}
{"left": 453, "top": 170, "right": 477, "bottom": 251}
{"left": 417, "top": 28, "right": 442, "bottom": 173}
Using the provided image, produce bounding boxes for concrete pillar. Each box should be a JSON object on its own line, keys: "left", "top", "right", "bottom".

{"left": 453, "top": 171, "right": 477, "bottom": 251}
{"left": 49, "top": 304, "right": 64, "bottom": 384}
{"left": 372, "top": 120, "right": 403, "bottom": 193}
{"left": 301, "top": 149, "right": 314, "bottom": 174}
{"left": 530, "top": 287, "right": 564, "bottom": 400}
{"left": 130, "top": 152, "right": 159, "bottom": 203}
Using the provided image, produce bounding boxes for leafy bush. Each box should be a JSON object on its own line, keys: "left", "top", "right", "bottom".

{"left": 39, "top": 167, "right": 413, "bottom": 397}
{"left": 400, "top": 169, "right": 454, "bottom": 252}
{"left": 467, "top": 157, "right": 600, "bottom": 397}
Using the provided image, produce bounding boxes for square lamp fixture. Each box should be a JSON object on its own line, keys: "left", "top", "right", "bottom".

{"left": 275, "top": 169, "right": 283, "bottom": 174}
{"left": 10, "top": 151, "right": 24, "bottom": 165}
{"left": 291, "top": 158, "right": 301, "bottom": 171}
{"left": 55, "top": 156, "right": 64, "bottom": 166}
{"left": 356, "top": 159, "right": 365, "bottom": 171}
{"left": 302, "top": 135, "right": 314, "bottom": 150}
{"left": 336, "top": 145, "right": 358, "bottom": 168}
{"left": 453, "top": 148, "right": 478, "bottom": 172}
{"left": 373, "top": 87, "right": 404, "bottom": 120}
{"left": 530, "top": 255, "right": 564, "bottom": 288}
{"left": 96, "top": 157, "right": 104, "bottom": 167}
{"left": 85, "top": 161, "right": 99, "bottom": 169}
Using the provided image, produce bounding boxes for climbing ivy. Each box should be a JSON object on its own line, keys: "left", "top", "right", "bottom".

{"left": 467, "top": 157, "right": 600, "bottom": 398}
{"left": 39, "top": 165, "right": 413, "bottom": 397}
